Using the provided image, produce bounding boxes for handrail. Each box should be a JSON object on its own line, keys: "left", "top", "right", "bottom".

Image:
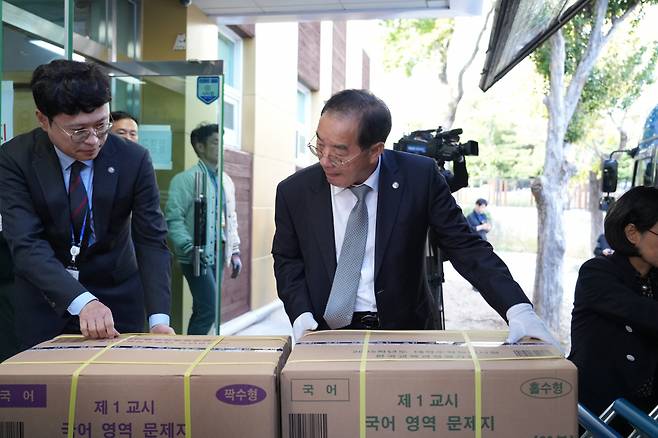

{"left": 578, "top": 403, "right": 623, "bottom": 438}
{"left": 611, "top": 399, "right": 658, "bottom": 437}
{"left": 628, "top": 404, "right": 658, "bottom": 437}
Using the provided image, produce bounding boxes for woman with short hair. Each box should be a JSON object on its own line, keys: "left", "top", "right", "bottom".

{"left": 569, "top": 186, "right": 658, "bottom": 431}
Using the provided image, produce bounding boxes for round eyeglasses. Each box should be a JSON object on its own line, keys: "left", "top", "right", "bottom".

{"left": 307, "top": 137, "right": 369, "bottom": 168}
{"left": 54, "top": 120, "right": 113, "bottom": 143}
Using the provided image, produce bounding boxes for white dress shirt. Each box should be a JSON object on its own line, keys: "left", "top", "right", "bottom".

{"left": 292, "top": 158, "right": 381, "bottom": 340}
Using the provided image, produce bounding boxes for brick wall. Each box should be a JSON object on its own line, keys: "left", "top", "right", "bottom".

{"left": 298, "top": 22, "right": 321, "bottom": 91}
{"left": 228, "top": 24, "right": 255, "bottom": 39}
{"left": 221, "top": 148, "right": 252, "bottom": 321}
{"left": 332, "top": 21, "right": 346, "bottom": 95}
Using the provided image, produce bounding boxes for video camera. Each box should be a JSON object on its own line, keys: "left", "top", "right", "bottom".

{"left": 393, "top": 127, "right": 479, "bottom": 162}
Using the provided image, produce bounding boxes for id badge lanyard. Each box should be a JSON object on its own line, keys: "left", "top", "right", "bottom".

{"left": 69, "top": 212, "right": 88, "bottom": 265}
{"left": 69, "top": 166, "right": 94, "bottom": 267}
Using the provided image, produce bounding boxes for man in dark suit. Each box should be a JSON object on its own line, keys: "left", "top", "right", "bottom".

{"left": 0, "top": 60, "right": 173, "bottom": 349}
{"left": 0, "top": 225, "right": 20, "bottom": 361}
{"left": 272, "top": 89, "right": 558, "bottom": 346}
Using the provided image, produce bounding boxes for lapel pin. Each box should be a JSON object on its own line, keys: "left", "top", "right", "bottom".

{"left": 108, "top": 166, "right": 115, "bottom": 174}
{"left": 392, "top": 182, "right": 399, "bottom": 189}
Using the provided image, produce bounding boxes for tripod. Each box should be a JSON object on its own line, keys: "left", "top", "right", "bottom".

{"left": 423, "top": 157, "right": 468, "bottom": 330}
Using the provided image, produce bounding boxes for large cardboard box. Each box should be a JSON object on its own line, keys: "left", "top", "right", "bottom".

{"left": 281, "top": 330, "right": 577, "bottom": 438}
{"left": 0, "top": 334, "right": 291, "bottom": 437}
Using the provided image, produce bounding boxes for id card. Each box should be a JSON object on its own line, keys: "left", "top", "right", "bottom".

{"left": 66, "top": 267, "right": 79, "bottom": 280}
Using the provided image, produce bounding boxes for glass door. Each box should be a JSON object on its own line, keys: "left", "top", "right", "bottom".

{"left": 105, "top": 61, "right": 225, "bottom": 335}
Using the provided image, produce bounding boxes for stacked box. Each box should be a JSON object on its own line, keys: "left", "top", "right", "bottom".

{"left": 281, "top": 330, "right": 577, "bottom": 438}
{"left": 0, "top": 334, "right": 291, "bottom": 437}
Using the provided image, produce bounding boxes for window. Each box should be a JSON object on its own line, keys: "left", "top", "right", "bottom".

{"left": 219, "top": 26, "right": 243, "bottom": 149}
{"left": 295, "top": 84, "right": 312, "bottom": 164}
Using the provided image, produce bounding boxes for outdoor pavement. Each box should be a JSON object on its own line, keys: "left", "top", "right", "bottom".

{"left": 233, "top": 300, "right": 293, "bottom": 337}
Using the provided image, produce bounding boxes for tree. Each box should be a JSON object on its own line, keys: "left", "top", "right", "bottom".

{"left": 381, "top": 5, "right": 493, "bottom": 129}
{"left": 530, "top": 0, "right": 658, "bottom": 332}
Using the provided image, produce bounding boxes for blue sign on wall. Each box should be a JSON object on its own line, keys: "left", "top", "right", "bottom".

{"left": 197, "top": 76, "right": 220, "bottom": 105}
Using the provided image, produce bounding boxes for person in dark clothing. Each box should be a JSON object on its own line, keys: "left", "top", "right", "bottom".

{"left": 273, "top": 89, "right": 558, "bottom": 348}
{"left": 466, "top": 198, "right": 491, "bottom": 241}
{"left": 0, "top": 226, "right": 20, "bottom": 361}
{"left": 0, "top": 60, "right": 173, "bottom": 349}
{"left": 594, "top": 233, "right": 614, "bottom": 256}
{"left": 568, "top": 186, "right": 658, "bottom": 434}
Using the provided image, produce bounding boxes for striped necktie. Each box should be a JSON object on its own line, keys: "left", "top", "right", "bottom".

{"left": 68, "top": 160, "right": 89, "bottom": 245}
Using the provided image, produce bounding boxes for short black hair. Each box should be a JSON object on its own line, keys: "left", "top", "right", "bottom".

{"left": 604, "top": 186, "right": 658, "bottom": 256}
{"left": 321, "top": 89, "right": 391, "bottom": 150}
{"left": 31, "top": 60, "right": 111, "bottom": 120}
{"left": 190, "top": 123, "right": 219, "bottom": 155}
{"left": 110, "top": 111, "right": 139, "bottom": 125}
{"left": 475, "top": 198, "right": 488, "bottom": 206}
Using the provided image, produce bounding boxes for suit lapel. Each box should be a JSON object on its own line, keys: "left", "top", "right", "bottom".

{"left": 307, "top": 166, "right": 337, "bottom": 281}
{"left": 32, "top": 132, "right": 70, "bottom": 241}
{"left": 375, "top": 151, "right": 403, "bottom": 280}
{"left": 90, "top": 137, "right": 119, "bottom": 243}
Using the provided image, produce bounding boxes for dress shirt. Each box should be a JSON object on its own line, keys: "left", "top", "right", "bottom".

{"left": 330, "top": 159, "right": 380, "bottom": 312}
{"left": 292, "top": 157, "right": 381, "bottom": 340}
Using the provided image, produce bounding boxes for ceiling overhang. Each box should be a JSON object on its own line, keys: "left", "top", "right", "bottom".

{"left": 193, "top": 0, "right": 484, "bottom": 24}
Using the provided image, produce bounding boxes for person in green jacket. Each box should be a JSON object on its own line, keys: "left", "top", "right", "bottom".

{"left": 165, "top": 123, "right": 241, "bottom": 335}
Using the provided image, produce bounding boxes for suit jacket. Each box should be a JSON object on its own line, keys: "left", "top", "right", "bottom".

{"left": 568, "top": 253, "right": 658, "bottom": 416}
{"left": 0, "top": 128, "right": 171, "bottom": 347}
{"left": 272, "top": 149, "right": 530, "bottom": 329}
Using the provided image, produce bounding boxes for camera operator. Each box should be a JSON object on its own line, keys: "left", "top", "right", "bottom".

{"left": 272, "top": 89, "right": 559, "bottom": 350}
{"left": 438, "top": 157, "right": 468, "bottom": 193}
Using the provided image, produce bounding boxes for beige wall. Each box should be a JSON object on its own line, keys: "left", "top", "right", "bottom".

{"left": 250, "top": 22, "right": 299, "bottom": 309}
{"left": 177, "top": 12, "right": 372, "bottom": 316}
{"left": 142, "top": 2, "right": 186, "bottom": 62}
{"left": 185, "top": 4, "right": 219, "bottom": 171}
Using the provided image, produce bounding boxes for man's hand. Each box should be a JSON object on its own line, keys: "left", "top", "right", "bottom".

{"left": 150, "top": 324, "right": 175, "bottom": 335}
{"left": 478, "top": 223, "right": 492, "bottom": 232}
{"left": 79, "top": 300, "right": 120, "bottom": 339}
{"left": 292, "top": 312, "right": 318, "bottom": 343}
{"left": 506, "top": 303, "right": 562, "bottom": 353}
{"left": 230, "top": 253, "right": 242, "bottom": 279}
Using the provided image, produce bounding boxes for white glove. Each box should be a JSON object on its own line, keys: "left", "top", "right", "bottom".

{"left": 506, "top": 303, "right": 563, "bottom": 353}
{"left": 292, "top": 312, "right": 318, "bottom": 343}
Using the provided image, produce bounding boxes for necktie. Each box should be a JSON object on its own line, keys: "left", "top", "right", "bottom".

{"left": 323, "top": 184, "right": 371, "bottom": 329}
{"left": 68, "top": 161, "right": 89, "bottom": 246}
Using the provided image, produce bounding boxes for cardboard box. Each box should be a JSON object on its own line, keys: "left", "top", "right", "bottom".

{"left": 0, "top": 334, "right": 291, "bottom": 437}
{"left": 281, "top": 330, "right": 577, "bottom": 438}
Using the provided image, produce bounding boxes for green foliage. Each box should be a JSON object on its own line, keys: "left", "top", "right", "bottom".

{"left": 533, "top": 0, "right": 651, "bottom": 80}
{"left": 381, "top": 19, "right": 454, "bottom": 76}
{"left": 533, "top": 0, "right": 658, "bottom": 144}
{"left": 467, "top": 122, "right": 543, "bottom": 181}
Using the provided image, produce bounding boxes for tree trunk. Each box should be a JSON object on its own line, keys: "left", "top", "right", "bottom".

{"left": 532, "top": 118, "right": 568, "bottom": 332}
{"left": 588, "top": 169, "right": 604, "bottom": 252}
{"left": 532, "top": 0, "right": 624, "bottom": 332}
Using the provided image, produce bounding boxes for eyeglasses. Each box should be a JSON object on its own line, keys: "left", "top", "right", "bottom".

{"left": 647, "top": 229, "right": 658, "bottom": 237}
{"left": 53, "top": 119, "right": 113, "bottom": 143}
{"left": 307, "top": 136, "right": 369, "bottom": 168}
